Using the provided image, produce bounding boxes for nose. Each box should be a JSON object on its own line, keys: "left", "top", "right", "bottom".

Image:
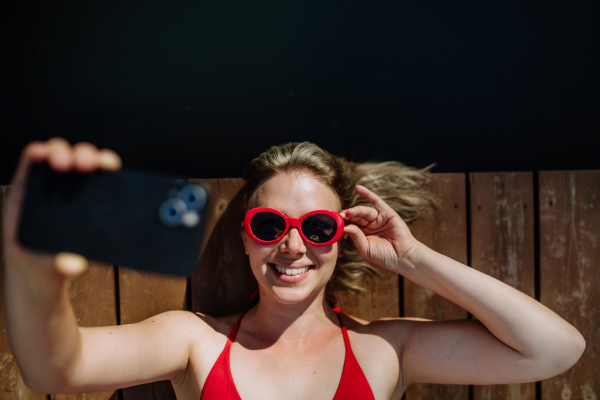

{"left": 279, "top": 227, "right": 307, "bottom": 256}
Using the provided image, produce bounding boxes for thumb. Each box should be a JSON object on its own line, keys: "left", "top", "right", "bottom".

{"left": 343, "top": 224, "right": 369, "bottom": 258}
{"left": 54, "top": 253, "right": 89, "bottom": 277}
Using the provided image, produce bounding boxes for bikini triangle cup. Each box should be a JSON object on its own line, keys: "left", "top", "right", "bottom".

{"left": 198, "top": 290, "right": 376, "bottom": 400}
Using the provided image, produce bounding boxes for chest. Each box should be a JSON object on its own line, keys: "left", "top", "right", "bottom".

{"left": 181, "top": 326, "right": 402, "bottom": 400}
{"left": 230, "top": 335, "right": 346, "bottom": 400}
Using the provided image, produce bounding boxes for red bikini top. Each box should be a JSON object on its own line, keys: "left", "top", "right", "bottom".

{"left": 199, "top": 308, "right": 375, "bottom": 400}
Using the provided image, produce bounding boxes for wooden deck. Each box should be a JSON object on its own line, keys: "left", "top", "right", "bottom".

{"left": 1, "top": 171, "right": 598, "bottom": 400}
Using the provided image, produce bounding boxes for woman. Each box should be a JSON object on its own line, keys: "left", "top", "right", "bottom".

{"left": 4, "top": 138, "right": 585, "bottom": 399}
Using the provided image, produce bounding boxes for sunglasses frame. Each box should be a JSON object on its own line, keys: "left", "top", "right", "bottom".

{"left": 243, "top": 207, "right": 345, "bottom": 247}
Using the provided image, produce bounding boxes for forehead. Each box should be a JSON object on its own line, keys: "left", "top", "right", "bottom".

{"left": 251, "top": 172, "right": 341, "bottom": 216}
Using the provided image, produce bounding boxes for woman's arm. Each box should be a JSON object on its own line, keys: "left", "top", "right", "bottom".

{"left": 342, "top": 185, "right": 585, "bottom": 386}
{"left": 3, "top": 139, "right": 196, "bottom": 393}
{"left": 396, "top": 244, "right": 584, "bottom": 385}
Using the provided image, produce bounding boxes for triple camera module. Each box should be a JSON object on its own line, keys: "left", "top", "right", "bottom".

{"left": 159, "top": 184, "right": 207, "bottom": 228}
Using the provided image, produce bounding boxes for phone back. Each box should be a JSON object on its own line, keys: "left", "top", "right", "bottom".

{"left": 18, "top": 163, "right": 212, "bottom": 276}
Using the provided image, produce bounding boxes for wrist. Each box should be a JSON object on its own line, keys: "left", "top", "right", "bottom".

{"left": 398, "top": 240, "right": 428, "bottom": 271}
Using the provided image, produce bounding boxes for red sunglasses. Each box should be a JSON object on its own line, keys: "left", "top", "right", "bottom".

{"left": 243, "top": 207, "right": 344, "bottom": 247}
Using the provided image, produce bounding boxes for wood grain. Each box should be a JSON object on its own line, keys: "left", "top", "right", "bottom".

{"left": 52, "top": 263, "right": 118, "bottom": 400}
{"left": 404, "top": 173, "right": 469, "bottom": 400}
{"left": 191, "top": 178, "right": 257, "bottom": 317}
{"left": 116, "top": 175, "right": 193, "bottom": 400}
{"left": 0, "top": 185, "right": 47, "bottom": 400}
{"left": 470, "top": 172, "right": 536, "bottom": 400}
{"left": 539, "top": 171, "right": 599, "bottom": 400}
{"left": 2, "top": 170, "right": 596, "bottom": 400}
{"left": 118, "top": 269, "right": 186, "bottom": 400}
{"left": 335, "top": 268, "right": 399, "bottom": 321}
{"left": 118, "top": 269, "right": 187, "bottom": 325}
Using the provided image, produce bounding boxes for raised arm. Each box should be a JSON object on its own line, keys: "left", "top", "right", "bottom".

{"left": 342, "top": 185, "right": 585, "bottom": 386}
{"left": 2, "top": 139, "right": 197, "bottom": 393}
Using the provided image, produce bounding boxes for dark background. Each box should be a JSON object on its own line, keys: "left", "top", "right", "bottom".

{"left": 1, "top": 0, "right": 598, "bottom": 183}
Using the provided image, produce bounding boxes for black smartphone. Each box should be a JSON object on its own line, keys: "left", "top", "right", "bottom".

{"left": 17, "top": 162, "right": 212, "bottom": 276}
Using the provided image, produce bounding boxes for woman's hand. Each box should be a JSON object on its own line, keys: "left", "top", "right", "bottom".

{"left": 341, "top": 185, "right": 422, "bottom": 273}
{"left": 3, "top": 137, "right": 122, "bottom": 277}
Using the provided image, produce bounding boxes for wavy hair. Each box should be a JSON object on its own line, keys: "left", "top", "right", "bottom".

{"left": 240, "top": 142, "right": 438, "bottom": 305}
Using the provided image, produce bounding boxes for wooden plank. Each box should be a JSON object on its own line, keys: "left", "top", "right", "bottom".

{"left": 191, "top": 178, "right": 257, "bottom": 317}
{"left": 118, "top": 269, "right": 187, "bottom": 324}
{"left": 119, "top": 268, "right": 187, "bottom": 400}
{"left": 117, "top": 178, "right": 192, "bottom": 400}
{"left": 52, "top": 261, "right": 118, "bottom": 400}
{"left": 0, "top": 185, "right": 48, "bottom": 399}
{"left": 539, "top": 171, "right": 599, "bottom": 400}
{"left": 470, "top": 172, "right": 536, "bottom": 400}
{"left": 335, "top": 268, "right": 399, "bottom": 321}
{"left": 403, "top": 173, "right": 469, "bottom": 400}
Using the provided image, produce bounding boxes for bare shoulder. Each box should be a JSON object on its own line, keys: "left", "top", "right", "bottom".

{"left": 185, "top": 311, "right": 247, "bottom": 360}
{"left": 126, "top": 310, "right": 241, "bottom": 348}
{"left": 340, "top": 313, "right": 431, "bottom": 346}
{"left": 180, "top": 311, "right": 245, "bottom": 389}
{"left": 336, "top": 314, "right": 432, "bottom": 398}
{"left": 139, "top": 310, "right": 214, "bottom": 333}
{"left": 191, "top": 311, "right": 244, "bottom": 337}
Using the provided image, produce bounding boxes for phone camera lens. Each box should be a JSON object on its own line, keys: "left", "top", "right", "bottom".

{"left": 178, "top": 184, "right": 207, "bottom": 211}
{"left": 159, "top": 198, "right": 188, "bottom": 227}
{"left": 182, "top": 210, "right": 200, "bottom": 227}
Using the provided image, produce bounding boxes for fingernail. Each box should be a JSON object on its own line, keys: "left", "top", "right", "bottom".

{"left": 99, "top": 151, "right": 122, "bottom": 170}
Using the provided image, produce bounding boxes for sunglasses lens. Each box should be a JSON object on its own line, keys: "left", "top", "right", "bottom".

{"left": 250, "top": 212, "right": 286, "bottom": 241}
{"left": 301, "top": 214, "right": 337, "bottom": 244}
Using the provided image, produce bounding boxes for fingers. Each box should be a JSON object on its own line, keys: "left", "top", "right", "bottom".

{"left": 354, "top": 185, "right": 394, "bottom": 213}
{"left": 343, "top": 224, "right": 369, "bottom": 256}
{"left": 341, "top": 206, "right": 379, "bottom": 226}
{"left": 11, "top": 138, "right": 121, "bottom": 179}
{"left": 47, "top": 137, "right": 75, "bottom": 171}
{"left": 4, "top": 138, "right": 121, "bottom": 260}
{"left": 73, "top": 142, "right": 122, "bottom": 172}
{"left": 54, "top": 253, "right": 89, "bottom": 277}
{"left": 341, "top": 185, "right": 400, "bottom": 230}
{"left": 98, "top": 148, "right": 122, "bottom": 171}
{"left": 56, "top": 140, "right": 122, "bottom": 172}
{"left": 72, "top": 142, "right": 100, "bottom": 172}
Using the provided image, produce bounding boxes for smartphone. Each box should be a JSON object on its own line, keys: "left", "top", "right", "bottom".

{"left": 17, "top": 162, "right": 212, "bottom": 276}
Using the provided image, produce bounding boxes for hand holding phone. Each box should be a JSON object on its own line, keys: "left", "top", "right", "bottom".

{"left": 5, "top": 138, "right": 210, "bottom": 278}
{"left": 3, "top": 139, "right": 123, "bottom": 278}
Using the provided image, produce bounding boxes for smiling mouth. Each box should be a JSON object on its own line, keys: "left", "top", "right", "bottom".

{"left": 269, "top": 263, "right": 314, "bottom": 276}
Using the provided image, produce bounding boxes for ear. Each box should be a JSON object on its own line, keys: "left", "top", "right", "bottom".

{"left": 241, "top": 223, "right": 249, "bottom": 255}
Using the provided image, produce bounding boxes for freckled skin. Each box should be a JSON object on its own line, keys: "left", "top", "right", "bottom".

{"left": 241, "top": 172, "right": 344, "bottom": 306}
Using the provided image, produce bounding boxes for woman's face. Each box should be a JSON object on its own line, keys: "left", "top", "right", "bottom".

{"left": 242, "top": 172, "right": 344, "bottom": 305}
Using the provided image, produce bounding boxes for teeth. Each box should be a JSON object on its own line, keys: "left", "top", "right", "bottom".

{"left": 272, "top": 264, "right": 310, "bottom": 276}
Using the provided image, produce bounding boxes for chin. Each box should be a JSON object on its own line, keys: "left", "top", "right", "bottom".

{"left": 269, "top": 286, "right": 320, "bottom": 305}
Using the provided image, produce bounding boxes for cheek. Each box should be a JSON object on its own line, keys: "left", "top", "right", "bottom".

{"left": 313, "top": 244, "right": 340, "bottom": 268}
{"left": 245, "top": 242, "right": 275, "bottom": 267}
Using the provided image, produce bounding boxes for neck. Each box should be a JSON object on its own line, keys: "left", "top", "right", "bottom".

{"left": 245, "top": 288, "right": 339, "bottom": 343}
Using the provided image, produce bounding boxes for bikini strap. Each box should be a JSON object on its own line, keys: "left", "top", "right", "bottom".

{"left": 227, "top": 312, "right": 247, "bottom": 342}
{"left": 332, "top": 308, "right": 352, "bottom": 349}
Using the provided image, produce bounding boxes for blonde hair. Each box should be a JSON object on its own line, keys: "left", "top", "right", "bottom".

{"left": 241, "top": 142, "right": 438, "bottom": 305}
